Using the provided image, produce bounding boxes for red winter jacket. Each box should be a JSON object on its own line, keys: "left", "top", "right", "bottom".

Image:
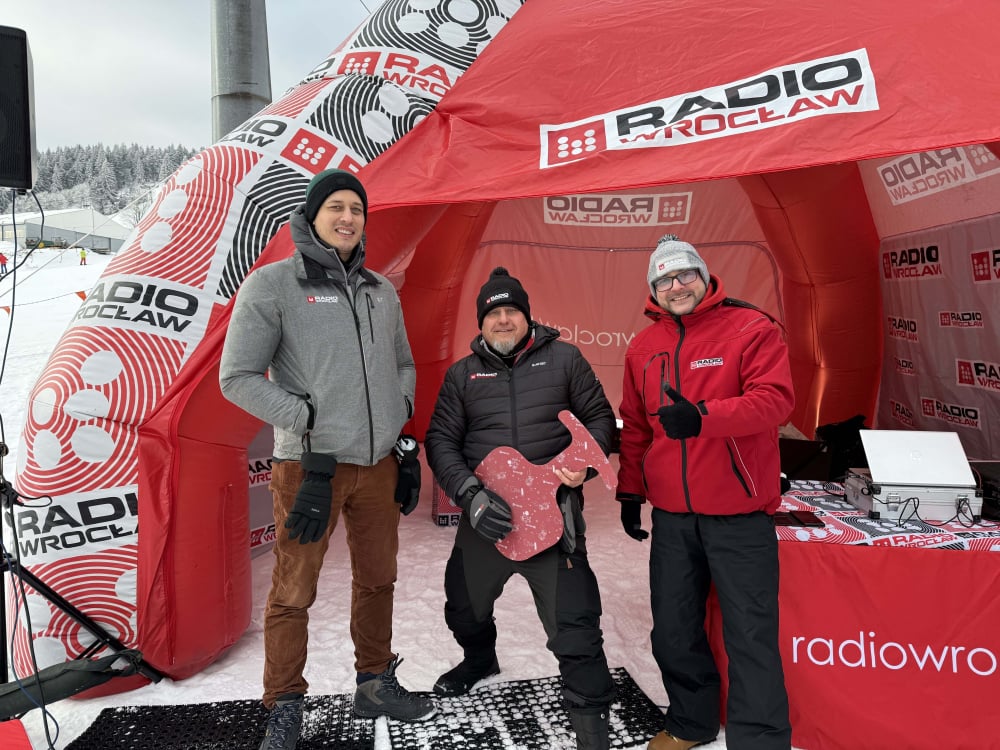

{"left": 617, "top": 276, "right": 794, "bottom": 515}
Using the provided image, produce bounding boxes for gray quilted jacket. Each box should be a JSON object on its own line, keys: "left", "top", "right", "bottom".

{"left": 220, "top": 206, "right": 415, "bottom": 464}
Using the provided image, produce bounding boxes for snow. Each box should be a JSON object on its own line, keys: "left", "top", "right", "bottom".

{"left": 0, "top": 250, "right": 780, "bottom": 749}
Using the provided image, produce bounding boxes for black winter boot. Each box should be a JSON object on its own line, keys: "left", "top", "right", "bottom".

{"left": 353, "top": 656, "right": 436, "bottom": 722}
{"left": 259, "top": 694, "right": 304, "bottom": 750}
{"left": 432, "top": 652, "right": 500, "bottom": 696}
{"left": 569, "top": 705, "right": 610, "bottom": 750}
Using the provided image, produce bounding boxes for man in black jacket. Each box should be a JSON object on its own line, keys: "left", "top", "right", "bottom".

{"left": 425, "top": 267, "right": 617, "bottom": 750}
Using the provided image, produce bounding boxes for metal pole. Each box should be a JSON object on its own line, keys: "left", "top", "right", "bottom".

{"left": 211, "top": 0, "right": 272, "bottom": 142}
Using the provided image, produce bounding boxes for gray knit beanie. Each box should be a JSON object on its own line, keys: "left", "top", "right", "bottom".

{"left": 647, "top": 234, "right": 709, "bottom": 295}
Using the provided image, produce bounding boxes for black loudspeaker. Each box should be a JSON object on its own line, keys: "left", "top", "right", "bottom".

{"left": 0, "top": 25, "right": 37, "bottom": 190}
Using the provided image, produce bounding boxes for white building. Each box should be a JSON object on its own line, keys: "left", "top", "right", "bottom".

{"left": 0, "top": 207, "right": 131, "bottom": 253}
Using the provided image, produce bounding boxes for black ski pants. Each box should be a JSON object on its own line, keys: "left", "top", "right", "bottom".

{"left": 443, "top": 518, "right": 615, "bottom": 709}
{"left": 649, "top": 509, "right": 791, "bottom": 750}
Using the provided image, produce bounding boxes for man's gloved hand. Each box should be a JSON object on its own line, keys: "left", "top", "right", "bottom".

{"left": 459, "top": 484, "right": 513, "bottom": 543}
{"left": 658, "top": 387, "right": 703, "bottom": 440}
{"left": 285, "top": 452, "right": 337, "bottom": 544}
{"left": 393, "top": 435, "right": 421, "bottom": 516}
{"left": 617, "top": 493, "right": 648, "bottom": 541}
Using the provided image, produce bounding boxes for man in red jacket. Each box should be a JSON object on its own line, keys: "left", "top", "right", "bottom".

{"left": 617, "top": 235, "right": 794, "bottom": 750}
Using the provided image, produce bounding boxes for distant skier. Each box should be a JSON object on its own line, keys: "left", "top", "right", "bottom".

{"left": 0, "top": 252, "right": 8, "bottom": 274}
{"left": 79, "top": 248, "right": 88, "bottom": 265}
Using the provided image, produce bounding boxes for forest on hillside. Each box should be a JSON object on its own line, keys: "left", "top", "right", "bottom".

{"left": 0, "top": 143, "right": 199, "bottom": 227}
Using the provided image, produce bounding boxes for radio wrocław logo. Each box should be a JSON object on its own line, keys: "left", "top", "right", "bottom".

{"left": 791, "top": 630, "right": 996, "bottom": 677}
{"left": 543, "top": 192, "right": 691, "bottom": 226}
{"left": 882, "top": 244, "right": 941, "bottom": 280}
{"left": 957, "top": 359, "right": 1000, "bottom": 391}
{"left": 878, "top": 146, "right": 1000, "bottom": 205}
{"left": 920, "top": 397, "right": 981, "bottom": 429}
{"left": 9, "top": 487, "right": 138, "bottom": 565}
{"left": 939, "top": 310, "right": 984, "bottom": 329}
{"left": 889, "top": 400, "right": 915, "bottom": 427}
{"left": 537, "top": 318, "right": 636, "bottom": 350}
{"left": 887, "top": 315, "right": 918, "bottom": 342}
{"left": 306, "top": 48, "right": 462, "bottom": 99}
{"left": 971, "top": 248, "right": 1000, "bottom": 282}
{"left": 249, "top": 457, "right": 273, "bottom": 488}
{"left": 539, "top": 49, "right": 878, "bottom": 168}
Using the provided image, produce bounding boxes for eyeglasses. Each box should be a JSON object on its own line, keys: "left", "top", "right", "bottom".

{"left": 654, "top": 269, "right": 699, "bottom": 291}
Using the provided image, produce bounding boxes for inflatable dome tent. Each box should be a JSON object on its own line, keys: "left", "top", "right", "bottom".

{"left": 8, "top": 0, "right": 1000, "bottom": 712}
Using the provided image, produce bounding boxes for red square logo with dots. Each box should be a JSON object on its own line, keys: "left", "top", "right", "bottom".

{"left": 964, "top": 145, "right": 1000, "bottom": 177}
{"left": 882, "top": 253, "right": 893, "bottom": 279}
{"left": 957, "top": 360, "right": 974, "bottom": 385}
{"left": 337, "top": 51, "right": 382, "bottom": 76}
{"left": 658, "top": 194, "right": 691, "bottom": 224}
{"left": 971, "top": 250, "right": 993, "bottom": 282}
{"left": 337, "top": 154, "right": 364, "bottom": 174}
{"left": 920, "top": 398, "right": 935, "bottom": 417}
{"left": 544, "top": 120, "right": 607, "bottom": 167}
{"left": 281, "top": 129, "right": 337, "bottom": 173}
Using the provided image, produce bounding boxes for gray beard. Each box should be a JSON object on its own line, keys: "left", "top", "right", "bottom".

{"left": 489, "top": 337, "right": 516, "bottom": 355}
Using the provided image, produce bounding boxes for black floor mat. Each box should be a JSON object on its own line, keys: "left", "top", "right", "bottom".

{"left": 388, "top": 667, "right": 663, "bottom": 749}
{"left": 67, "top": 693, "right": 373, "bottom": 750}
{"left": 66, "top": 667, "right": 662, "bottom": 749}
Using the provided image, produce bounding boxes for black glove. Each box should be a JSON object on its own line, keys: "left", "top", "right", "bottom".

{"left": 285, "top": 452, "right": 337, "bottom": 544}
{"left": 658, "top": 387, "right": 703, "bottom": 440}
{"left": 617, "top": 493, "right": 648, "bottom": 541}
{"left": 459, "top": 484, "right": 513, "bottom": 543}
{"left": 393, "top": 435, "right": 421, "bottom": 516}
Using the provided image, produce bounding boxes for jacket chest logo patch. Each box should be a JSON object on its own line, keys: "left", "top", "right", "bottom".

{"left": 470, "top": 372, "right": 498, "bottom": 380}
{"left": 307, "top": 295, "right": 338, "bottom": 304}
{"left": 531, "top": 361, "right": 547, "bottom": 367}
{"left": 691, "top": 357, "right": 723, "bottom": 369}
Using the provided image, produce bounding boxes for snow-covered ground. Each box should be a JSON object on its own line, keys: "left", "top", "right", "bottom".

{"left": 0, "top": 249, "right": 785, "bottom": 749}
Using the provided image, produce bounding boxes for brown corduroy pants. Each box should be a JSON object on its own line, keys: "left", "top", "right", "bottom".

{"left": 262, "top": 454, "right": 400, "bottom": 708}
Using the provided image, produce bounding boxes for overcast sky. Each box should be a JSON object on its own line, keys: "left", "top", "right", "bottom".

{"left": 3, "top": 0, "right": 373, "bottom": 151}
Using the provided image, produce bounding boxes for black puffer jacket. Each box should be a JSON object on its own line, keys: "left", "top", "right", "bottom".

{"left": 426, "top": 323, "right": 615, "bottom": 500}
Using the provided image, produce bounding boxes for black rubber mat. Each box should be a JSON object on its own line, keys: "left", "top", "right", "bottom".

{"left": 66, "top": 693, "right": 374, "bottom": 750}
{"left": 388, "top": 667, "right": 662, "bottom": 749}
{"left": 66, "top": 667, "right": 662, "bottom": 749}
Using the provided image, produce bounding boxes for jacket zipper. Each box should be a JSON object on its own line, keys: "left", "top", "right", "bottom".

{"left": 348, "top": 286, "right": 376, "bottom": 464}
{"left": 640, "top": 351, "right": 672, "bottom": 414}
{"left": 508, "top": 365, "right": 519, "bottom": 447}
{"left": 672, "top": 317, "right": 695, "bottom": 513}
{"left": 726, "top": 441, "right": 753, "bottom": 497}
{"left": 479, "top": 332, "right": 538, "bottom": 451}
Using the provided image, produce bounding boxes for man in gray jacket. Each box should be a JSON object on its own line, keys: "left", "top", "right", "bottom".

{"left": 220, "top": 169, "right": 433, "bottom": 750}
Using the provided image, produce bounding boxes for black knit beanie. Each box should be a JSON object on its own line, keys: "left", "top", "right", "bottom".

{"left": 304, "top": 169, "right": 368, "bottom": 223}
{"left": 476, "top": 267, "right": 531, "bottom": 328}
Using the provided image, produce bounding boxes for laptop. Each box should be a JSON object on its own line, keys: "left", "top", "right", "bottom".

{"left": 859, "top": 430, "right": 975, "bottom": 488}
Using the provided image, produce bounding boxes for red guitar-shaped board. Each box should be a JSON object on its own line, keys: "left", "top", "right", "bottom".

{"left": 474, "top": 410, "right": 617, "bottom": 561}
